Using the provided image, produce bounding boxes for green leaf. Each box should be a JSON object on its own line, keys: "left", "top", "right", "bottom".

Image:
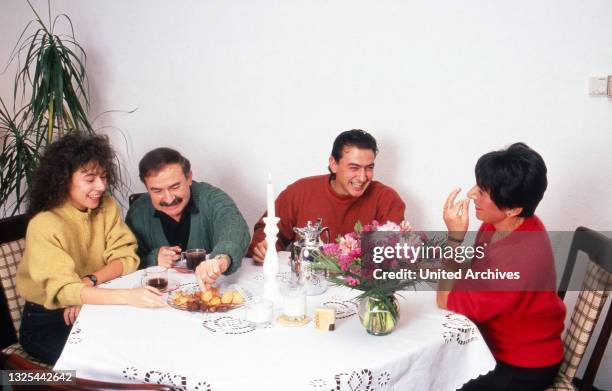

{"left": 354, "top": 221, "right": 363, "bottom": 233}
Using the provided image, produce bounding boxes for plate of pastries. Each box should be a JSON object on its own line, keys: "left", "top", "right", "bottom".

{"left": 168, "top": 284, "right": 248, "bottom": 312}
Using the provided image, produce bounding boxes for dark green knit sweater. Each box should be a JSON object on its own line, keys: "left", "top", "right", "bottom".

{"left": 125, "top": 181, "right": 250, "bottom": 274}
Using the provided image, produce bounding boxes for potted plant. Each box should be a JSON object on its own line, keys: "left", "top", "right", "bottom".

{"left": 0, "top": 0, "right": 123, "bottom": 216}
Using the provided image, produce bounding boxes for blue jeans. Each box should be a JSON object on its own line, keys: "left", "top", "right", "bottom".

{"left": 19, "top": 302, "right": 71, "bottom": 365}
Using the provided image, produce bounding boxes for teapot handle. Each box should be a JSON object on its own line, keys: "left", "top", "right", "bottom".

{"left": 320, "top": 227, "right": 331, "bottom": 244}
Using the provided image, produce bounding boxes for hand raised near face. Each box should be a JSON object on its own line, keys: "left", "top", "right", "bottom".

{"left": 443, "top": 187, "right": 470, "bottom": 240}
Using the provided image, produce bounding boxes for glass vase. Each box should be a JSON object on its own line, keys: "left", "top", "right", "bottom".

{"left": 358, "top": 295, "right": 399, "bottom": 336}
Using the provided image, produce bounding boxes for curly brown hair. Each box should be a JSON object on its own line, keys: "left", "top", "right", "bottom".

{"left": 28, "top": 133, "right": 118, "bottom": 215}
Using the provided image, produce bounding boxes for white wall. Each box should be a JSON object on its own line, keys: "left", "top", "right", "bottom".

{"left": 1, "top": 0, "right": 611, "bottom": 387}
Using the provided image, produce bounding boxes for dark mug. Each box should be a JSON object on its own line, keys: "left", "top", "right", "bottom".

{"left": 181, "top": 249, "right": 207, "bottom": 270}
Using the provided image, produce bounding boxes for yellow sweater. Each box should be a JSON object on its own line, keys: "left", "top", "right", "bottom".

{"left": 16, "top": 195, "right": 139, "bottom": 309}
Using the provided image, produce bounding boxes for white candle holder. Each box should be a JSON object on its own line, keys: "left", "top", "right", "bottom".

{"left": 262, "top": 216, "right": 282, "bottom": 302}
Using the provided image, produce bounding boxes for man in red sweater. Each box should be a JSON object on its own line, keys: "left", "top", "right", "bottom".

{"left": 248, "top": 129, "right": 406, "bottom": 262}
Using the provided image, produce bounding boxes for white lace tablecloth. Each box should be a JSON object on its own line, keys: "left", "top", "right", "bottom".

{"left": 54, "top": 254, "right": 495, "bottom": 391}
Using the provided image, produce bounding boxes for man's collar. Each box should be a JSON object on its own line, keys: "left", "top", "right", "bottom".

{"left": 186, "top": 194, "right": 199, "bottom": 214}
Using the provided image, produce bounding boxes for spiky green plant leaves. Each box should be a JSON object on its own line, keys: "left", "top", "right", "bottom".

{"left": 0, "top": 1, "right": 97, "bottom": 215}
{"left": 13, "top": 1, "right": 94, "bottom": 141}
{"left": 0, "top": 98, "right": 40, "bottom": 216}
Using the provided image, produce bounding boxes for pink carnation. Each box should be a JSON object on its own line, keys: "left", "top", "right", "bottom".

{"left": 349, "top": 266, "right": 361, "bottom": 276}
{"left": 339, "top": 234, "right": 360, "bottom": 255}
{"left": 322, "top": 243, "right": 341, "bottom": 256}
{"left": 370, "top": 220, "right": 413, "bottom": 232}
{"left": 338, "top": 253, "right": 357, "bottom": 271}
{"left": 344, "top": 276, "right": 360, "bottom": 286}
{"left": 376, "top": 221, "right": 401, "bottom": 231}
{"left": 399, "top": 221, "right": 413, "bottom": 232}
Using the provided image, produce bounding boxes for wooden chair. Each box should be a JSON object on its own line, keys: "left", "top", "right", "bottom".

{"left": 548, "top": 227, "right": 612, "bottom": 391}
{"left": 0, "top": 214, "right": 172, "bottom": 390}
{"left": 128, "top": 193, "right": 145, "bottom": 206}
{"left": 0, "top": 215, "right": 40, "bottom": 365}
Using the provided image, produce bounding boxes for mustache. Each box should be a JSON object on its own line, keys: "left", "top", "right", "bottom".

{"left": 160, "top": 197, "right": 183, "bottom": 207}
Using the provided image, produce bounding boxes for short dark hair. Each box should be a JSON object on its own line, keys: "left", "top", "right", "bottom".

{"left": 331, "top": 129, "right": 378, "bottom": 161}
{"left": 138, "top": 148, "right": 191, "bottom": 182}
{"left": 28, "top": 133, "right": 118, "bottom": 215}
{"left": 475, "top": 142, "right": 547, "bottom": 217}
{"left": 328, "top": 129, "right": 378, "bottom": 178}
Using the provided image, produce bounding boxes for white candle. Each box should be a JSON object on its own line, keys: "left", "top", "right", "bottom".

{"left": 284, "top": 294, "right": 306, "bottom": 318}
{"left": 266, "top": 173, "right": 275, "bottom": 218}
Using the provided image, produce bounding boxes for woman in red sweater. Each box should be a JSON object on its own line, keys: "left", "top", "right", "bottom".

{"left": 437, "top": 142, "right": 565, "bottom": 391}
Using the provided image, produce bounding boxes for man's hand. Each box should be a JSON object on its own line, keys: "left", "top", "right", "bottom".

{"left": 157, "top": 246, "right": 181, "bottom": 268}
{"left": 63, "top": 305, "right": 81, "bottom": 325}
{"left": 195, "top": 254, "right": 231, "bottom": 291}
{"left": 252, "top": 240, "right": 267, "bottom": 263}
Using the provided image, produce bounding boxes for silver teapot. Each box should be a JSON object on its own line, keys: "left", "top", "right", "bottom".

{"left": 291, "top": 219, "right": 330, "bottom": 296}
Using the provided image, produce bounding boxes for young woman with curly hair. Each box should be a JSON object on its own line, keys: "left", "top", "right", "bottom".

{"left": 16, "top": 133, "right": 166, "bottom": 365}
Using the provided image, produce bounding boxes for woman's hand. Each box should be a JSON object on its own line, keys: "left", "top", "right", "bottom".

{"left": 125, "top": 286, "right": 167, "bottom": 308}
{"left": 443, "top": 187, "right": 470, "bottom": 240}
{"left": 63, "top": 305, "right": 81, "bottom": 325}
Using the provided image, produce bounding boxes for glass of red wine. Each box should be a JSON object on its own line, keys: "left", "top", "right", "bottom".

{"left": 141, "top": 266, "right": 169, "bottom": 291}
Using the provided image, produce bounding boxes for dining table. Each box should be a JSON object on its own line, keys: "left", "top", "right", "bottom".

{"left": 54, "top": 252, "right": 496, "bottom": 391}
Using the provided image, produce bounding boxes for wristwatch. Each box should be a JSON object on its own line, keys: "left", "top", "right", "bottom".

{"left": 84, "top": 274, "right": 98, "bottom": 286}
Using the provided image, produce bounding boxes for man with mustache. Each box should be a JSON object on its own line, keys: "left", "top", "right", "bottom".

{"left": 248, "top": 129, "right": 406, "bottom": 262}
{"left": 126, "top": 148, "right": 250, "bottom": 289}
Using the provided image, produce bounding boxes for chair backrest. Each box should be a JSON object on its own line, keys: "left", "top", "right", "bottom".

{"left": 554, "top": 227, "right": 612, "bottom": 389}
{"left": 129, "top": 193, "right": 146, "bottom": 206}
{"left": 0, "top": 214, "right": 29, "bottom": 345}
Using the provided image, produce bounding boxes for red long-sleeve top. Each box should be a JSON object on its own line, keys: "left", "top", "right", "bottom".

{"left": 247, "top": 174, "right": 406, "bottom": 255}
{"left": 448, "top": 216, "right": 566, "bottom": 367}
